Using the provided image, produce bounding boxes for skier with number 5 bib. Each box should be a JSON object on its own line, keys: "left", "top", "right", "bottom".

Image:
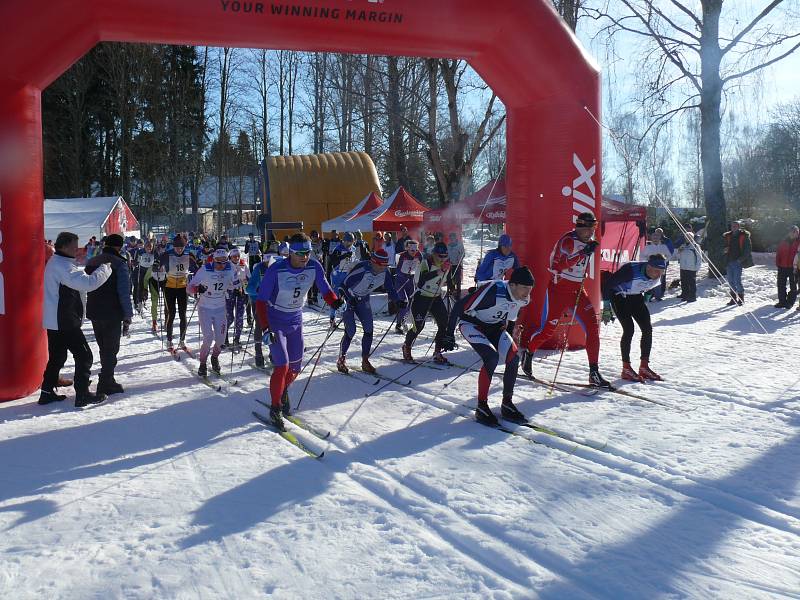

{"left": 255, "top": 233, "right": 342, "bottom": 430}
{"left": 520, "top": 212, "right": 610, "bottom": 387}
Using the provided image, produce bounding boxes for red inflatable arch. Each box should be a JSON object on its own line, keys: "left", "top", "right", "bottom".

{"left": 0, "top": 0, "right": 600, "bottom": 401}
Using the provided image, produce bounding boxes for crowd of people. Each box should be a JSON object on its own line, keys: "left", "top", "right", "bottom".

{"left": 38, "top": 215, "right": 799, "bottom": 429}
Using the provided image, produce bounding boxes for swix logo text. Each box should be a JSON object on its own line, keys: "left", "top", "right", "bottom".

{"left": 561, "top": 153, "right": 596, "bottom": 223}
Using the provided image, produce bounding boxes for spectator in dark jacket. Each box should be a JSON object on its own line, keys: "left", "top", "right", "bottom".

{"left": 775, "top": 225, "right": 800, "bottom": 308}
{"left": 723, "top": 221, "right": 753, "bottom": 305}
{"left": 394, "top": 225, "right": 411, "bottom": 255}
{"left": 84, "top": 233, "right": 134, "bottom": 395}
{"left": 40, "top": 231, "right": 111, "bottom": 406}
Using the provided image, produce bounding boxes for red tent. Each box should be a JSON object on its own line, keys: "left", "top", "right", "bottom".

{"left": 599, "top": 197, "right": 646, "bottom": 273}
{"left": 370, "top": 186, "right": 429, "bottom": 233}
{"left": 463, "top": 179, "right": 506, "bottom": 223}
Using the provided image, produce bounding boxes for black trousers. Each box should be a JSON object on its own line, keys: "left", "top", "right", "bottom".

{"left": 41, "top": 327, "right": 93, "bottom": 393}
{"left": 611, "top": 294, "right": 652, "bottom": 364}
{"left": 91, "top": 319, "right": 122, "bottom": 384}
{"left": 163, "top": 287, "right": 188, "bottom": 342}
{"left": 679, "top": 269, "right": 697, "bottom": 301}
{"left": 447, "top": 264, "right": 463, "bottom": 298}
{"left": 405, "top": 294, "right": 448, "bottom": 348}
{"left": 777, "top": 267, "right": 797, "bottom": 306}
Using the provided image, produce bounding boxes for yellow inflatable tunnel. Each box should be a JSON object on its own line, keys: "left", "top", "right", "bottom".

{"left": 258, "top": 151, "right": 382, "bottom": 239}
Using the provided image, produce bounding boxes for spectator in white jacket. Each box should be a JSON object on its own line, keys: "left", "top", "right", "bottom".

{"left": 674, "top": 231, "right": 702, "bottom": 302}
{"left": 639, "top": 228, "right": 674, "bottom": 300}
{"left": 40, "top": 231, "right": 112, "bottom": 407}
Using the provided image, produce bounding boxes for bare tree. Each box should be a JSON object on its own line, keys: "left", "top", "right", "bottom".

{"left": 551, "top": 0, "right": 585, "bottom": 31}
{"left": 246, "top": 49, "right": 270, "bottom": 160}
{"left": 587, "top": 0, "right": 800, "bottom": 267}
{"left": 214, "top": 47, "right": 240, "bottom": 235}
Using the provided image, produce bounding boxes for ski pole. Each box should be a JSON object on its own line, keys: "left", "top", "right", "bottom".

{"left": 158, "top": 285, "right": 164, "bottom": 350}
{"left": 367, "top": 311, "right": 398, "bottom": 359}
{"left": 238, "top": 318, "right": 254, "bottom": 370}
{"left": 549, "top": 260, "right": 591, "bottom": 396}
{"left": 295, "top": 318, "right": 343, "bottom": 411}
{"left": 440, "top": 356, "right": 482, "bottom": 390}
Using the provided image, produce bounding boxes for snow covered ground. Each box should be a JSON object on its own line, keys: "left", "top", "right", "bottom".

{"left": 2, "top": 243, "right": 799, "bottom": 599}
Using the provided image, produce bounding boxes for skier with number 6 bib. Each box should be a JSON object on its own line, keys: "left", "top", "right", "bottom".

{"left": 520, "top": 212, "right": 610, "bottom": 387}
{"left": 255, "top": 233, "right": 342, "bottom": 430}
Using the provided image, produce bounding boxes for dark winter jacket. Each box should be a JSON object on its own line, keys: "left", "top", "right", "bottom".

{"left": 723, "top": 229, "right": 753, "bottom": 268}
{"left": 85, "top": 247, "right": 134, "bottom": 322}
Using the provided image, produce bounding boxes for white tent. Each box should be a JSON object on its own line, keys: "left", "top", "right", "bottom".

{"left": 321, "top": 191, "right": 383, "bottom": 233}
{"left": 44, "top": 196, "right": 140, "bottom": 242}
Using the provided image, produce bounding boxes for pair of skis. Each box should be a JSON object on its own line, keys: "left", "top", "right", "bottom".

{"left": 252, "top": 398, "right": 329, "bottom": 459}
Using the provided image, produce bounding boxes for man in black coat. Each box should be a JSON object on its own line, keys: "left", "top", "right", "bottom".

{"left": 85, "top": 233, "right": 134, "bottom": 395}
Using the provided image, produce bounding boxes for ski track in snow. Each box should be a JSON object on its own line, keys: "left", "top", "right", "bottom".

{"left": 1, "top": 247, "right": 800, "bottom": 598}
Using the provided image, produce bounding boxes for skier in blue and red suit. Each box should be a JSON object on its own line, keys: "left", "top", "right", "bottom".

{"left": 255, "top": 232, "right": 342, "bottom": 430}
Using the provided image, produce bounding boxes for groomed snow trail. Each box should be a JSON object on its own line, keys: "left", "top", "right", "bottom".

{"left": 1, "top": 248, "right": 799, "bottom": 599}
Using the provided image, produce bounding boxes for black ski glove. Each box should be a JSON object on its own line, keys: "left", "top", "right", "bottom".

{"left": 197, "top": 284, "right": 208, "bottom": 294}
{"left": 330, "top": 297, "right": 345, "bottom": 310}
{"left": 582, "top": 240, "right": 599, "bottom": 255}
{"left": 440, "top": 333, "right": 457, "bottom": 352}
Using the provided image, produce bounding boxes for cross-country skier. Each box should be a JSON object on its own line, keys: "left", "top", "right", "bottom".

{"left": 601, "top": 254, "right": 667, "bottom": 381}
{"left": 327, "top": 232, "right": 360, "bottom": 328}
{"left": 521, "top": 212, "right": 610, "bottom": 387}
{"left": 224, "top": 247, "right": 250, "bottom": 349}
{"left": 188, "top": 248, "right": 237, "bottom": 377}
{"left": 245, "top": 232, "right": 262, "bottom": 271}
{"left": 475, "top": 234, "right": 519, "bottom": 283}
{"left": 155, "top": 235, "right": 197, "bottom": 352}
{"left": 394, "top": 238, "right": 423, "bottom": 334}
{"left": 402, "top": 241, "right": 452, "bottom": 364}
{"left": 246, "top": 251, "right": 272, "bottom": 368}
{"left": 133, "top": 240, "right": 156, "bottom": 316}
{"left": 255, "top": 233, "right": 343, "bottom": 430}
{"left": 336, "top": 248, "right": 402, "bottom": 375}
{"left": 443, "top": 266, "right": 534, "bottom": 425}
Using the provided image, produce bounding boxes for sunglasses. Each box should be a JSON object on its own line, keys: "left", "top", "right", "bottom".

{"left": 291, "top": 249, "right": 312, "bottom": 257}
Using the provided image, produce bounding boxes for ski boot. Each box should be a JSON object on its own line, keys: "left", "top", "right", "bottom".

{"left": 361, "top": 357, "right": 377, "bottom": 375}
{"left": 269, "top": 406, "right": 286, "bottom": 431}
{"left": 233, "top": 336, "right": 241, "bottom": 349}
{"left": 198, "top": 362, "right": 208, "bottom": 378}
{"left": 329, "top": 318, "right": 336, "bottom": 330}
{"left": 337, "top": 354, "right": 349, "bottom": 374}
{"left": 254, "top": 344, "right": 265, "bottom": 368}
{"left": 75, "top": 391, "right": 106, "bottom": 408}
{"left": 401, "top": 342, "right": 414, "bottom": 363}
{"left": 394, "top": 324, "right": 404, "bottom": 335}
{"left": 501, "top": 397, "right": 526, "bottom": 423}
{"left": 222, "top": 335, "right": 230, "bottom": 349}
{"left": 621, "top": 362, "right": 644, "bottom": 382}
{"left": 281, "top": 390, "right": 292, "bottom": 416}
{"left": 475, "top": 401, "right": 499, "bottom": 426}
{"left": 38, "top": 389, "right": 67, "bottom": 405}
{"left": 588, "top": 364, "right": 611, "bottom": 388}
{"left": 726, "top": 291, "right": 737, "bottom": 306}
{"left": 520, "top": 349, "right": 533, "bottom": 378}
{"left": 638, "top": 361, "right": 663, "bottom": 381}
{"left": 211, "top": 355, "right": 221, "bottom": 374}
{"left": 97, "top": 379, "right": 124, "bottom": 395}
{"left": 432, "top": 349, "right": 450, "bottom": 365}
{"left": 151, "top": 320, "right": 158, "bottom": 334}
{"left": 736, "top": 292, "right": 744, "bottom": 306}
